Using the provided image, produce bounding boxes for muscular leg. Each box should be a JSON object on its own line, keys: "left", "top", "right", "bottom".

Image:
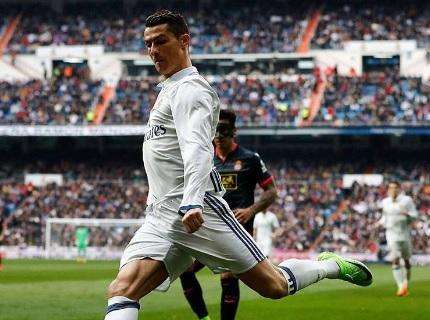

{"left": 391, "top": 257, "right": 405, "bottom": 290}
{"left": 239, "top": 258, "right": 339, "bottom": 299}
{"left": 179, "top": 261, "right": 209, "bottom": 319}
{"left": 105, "top": 258, "right": 168, "bottom": 320}
{"left": 220, "top": 272, "right": 240, "bottom": 320}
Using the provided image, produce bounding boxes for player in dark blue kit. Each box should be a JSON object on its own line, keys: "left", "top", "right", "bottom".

{"left": 180, "top": 109, "right": 278, "bottom": 320}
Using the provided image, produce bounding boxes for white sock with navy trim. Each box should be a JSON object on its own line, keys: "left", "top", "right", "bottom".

{"left": 278, "top": 259, "right": 338, "bottom": 294}
{"left": 392, "top": 266, "right": 406, "bottom": 289}
{"left": 105, "top": 296, "right": 140, "bottom": 320}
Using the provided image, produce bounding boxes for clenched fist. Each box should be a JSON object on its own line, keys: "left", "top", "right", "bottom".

{"left": 182, "top": 208, "right": 204, "bottom": 233}
{"left": 233, "top": 207, "right": 254, "bottom": 224}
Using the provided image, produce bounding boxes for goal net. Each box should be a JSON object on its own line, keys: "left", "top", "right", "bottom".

{"left": 45, "top": 218, "right": 143, "bottom": 259}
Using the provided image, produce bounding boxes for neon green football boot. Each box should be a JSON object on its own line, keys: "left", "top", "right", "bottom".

{"left": 318, "top": 252, "right": 373, "bottom": 286}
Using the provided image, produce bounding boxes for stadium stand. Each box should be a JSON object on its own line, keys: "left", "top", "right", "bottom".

{"left": 1, "top": 71, "right": 428, "bottom": 126}
{"left": 315, "top": 69, "right": 430, "bottom": 125}
{"left": 1, "top": 161, "right": 429, "bottom": 255}
{"left": 313, "top": 2, "right": 430, "bottom": 49}
{"left": 5, "top": 1, "right": 308, "bottom": 54}
{"left": 3, "top": 1, "right": 429, "bottom": 54}
{"left": 0, "top": 0, "right": 429, "bottom": 264}
{"left": 0, "top": 62, "right": 102, "bottom": 125}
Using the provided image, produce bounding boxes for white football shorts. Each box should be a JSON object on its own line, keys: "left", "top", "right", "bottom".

{"left": 387, "top": 240, "right": 412, "bottom": 260}
{"left": 120, "top": 192, "right": 266, "bottom": 291}
{"left": 256, "top": 240, "right": 273, "bottom": 257}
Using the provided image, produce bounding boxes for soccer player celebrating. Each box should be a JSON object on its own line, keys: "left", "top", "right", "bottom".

{"left": 379, "top": 181, "right": 418, "bottom": 296}
{"left": 103, "top": 10, "right": 372, "bottom": 320}
{"left": 180, "top": 109, "right": 278, "bottom": 320}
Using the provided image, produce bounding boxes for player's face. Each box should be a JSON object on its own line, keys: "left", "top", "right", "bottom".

{"left": 387, "top": 183, "right": 400, "bottom": 198}
{"left": 144, "top": 24, "right": 189, "bottom": 77}
{"left": 214, "top": 120, "right": 236, "bottom": 149}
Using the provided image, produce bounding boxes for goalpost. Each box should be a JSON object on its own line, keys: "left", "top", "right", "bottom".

{"left": 45, "top": 218, "right": 144, "bottom": 259}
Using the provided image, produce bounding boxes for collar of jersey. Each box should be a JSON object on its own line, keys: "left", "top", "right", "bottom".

{"left": 157, "top": 66, "right": 198, "bottom": 89}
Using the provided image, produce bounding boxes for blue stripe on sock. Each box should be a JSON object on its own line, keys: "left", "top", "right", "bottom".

{"left": 206, "top": 193, "right": 266, "bottom": 261}
{"left": 278, "top": 266, "right": 297, "bottom": 295}
{"left": 106, "top": 301, "right": 140, "bottom": 314}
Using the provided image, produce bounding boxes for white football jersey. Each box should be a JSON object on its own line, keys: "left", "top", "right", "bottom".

{"left": 142, "top": 66, "right": 223, "bottom": 214}
{"left": 380, "top": 193, "right": 418, "bottom": 242}
{"left": 253, "top": 211, "right": 279, "bottom": 243}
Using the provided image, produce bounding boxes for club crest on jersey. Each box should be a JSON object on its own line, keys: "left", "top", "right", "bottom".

{"left": 234, "top": 160, "right": 242, "bottom": 171}
{"left": 221, "top": 174, "right": 238, "bottom": 190}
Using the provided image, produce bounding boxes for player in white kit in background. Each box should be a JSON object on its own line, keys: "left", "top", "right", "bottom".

{"left": 253, "top": 210, "right": 280, "bottom": 258}
{"left": 103, "top": 10, "right": 373, "bottom": 320}
{"left": 379, "top": 181, "right": 418, "bottom": 297}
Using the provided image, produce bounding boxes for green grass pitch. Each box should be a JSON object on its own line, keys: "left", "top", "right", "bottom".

{"left": 1, "top": 259, "right": 429, "bottom": 320}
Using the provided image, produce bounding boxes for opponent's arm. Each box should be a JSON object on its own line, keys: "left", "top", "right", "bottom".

{"left": 235, "top": 153, "right": 278, "bottom": 224}
{"left": 171, "top": 82, "right": 216, "bottom": 233}
{"left": 234, "top": 182, "right": 278, "bottom": 224}
{"left": 404, "top": 197, "right": 418, "bottom": 224}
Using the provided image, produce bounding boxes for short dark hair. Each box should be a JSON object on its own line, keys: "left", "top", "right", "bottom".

{"left": 219, "top": 109, "right": 236, "bottom": 127}
{"left": 145, "top": 10, "right": 189, "bottom": 38}
{"left": 388, "top": 180, "right": 400, "bottom": 187}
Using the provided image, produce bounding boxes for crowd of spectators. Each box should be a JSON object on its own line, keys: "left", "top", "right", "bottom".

{"left": 5, "top": 2, "right": 307, "bottom": 54}
{"left": 4, "top": 2, "right": 429, "bottom": 54}
{"left": 0, "top": 64, "right": 102, "bottom": 125}
{"left": 0, "top": 69, "right": 429, "bottom": 126}
{"left": 1, "top": 160, "right": 429, "bottom": 255}
{"left": 104, "top": 78, "right": 157, "bottom": 125}
{"left": 100, "top": 74, "right": 314, "bottom": 126}
{"left": 313, "top": 3, "right": 430, "bottom": 49}
{"left": 316, "top": 69, "right": 430, "bottom": 126}
{"left": 0, "top": 161, "right": 148, "bottom": 246}
{"left": 270, "top": 161, "right": 430, "bottom": 254}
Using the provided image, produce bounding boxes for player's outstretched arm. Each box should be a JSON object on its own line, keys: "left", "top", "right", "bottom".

{"left": 172, "top": 81, "right": 217, "bottom": 230}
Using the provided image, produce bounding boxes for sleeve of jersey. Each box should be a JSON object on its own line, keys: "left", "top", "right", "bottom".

{"left": 253, "top": 215, "right": 258, "bottom": 229}
{"left": 406, "top": 198, "right": 418, "bottom": 220}
{"left": 273, "top": 215, "right": 280, "bottom": 229}
{"left": 171, "top": 81, "right": 215, "bottom": 215}
{"left": 254, "top": 153, "right": 273, "bottom": 188}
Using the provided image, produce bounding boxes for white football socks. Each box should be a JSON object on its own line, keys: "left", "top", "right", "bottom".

{"left": 278, "top": 259, "right": 339, "bottom": 294}
{"left": 392, "top": 266, "right": 406, "bottom": 289}
{"left": 105, "top": 296, "right": 140, "bottom": 320}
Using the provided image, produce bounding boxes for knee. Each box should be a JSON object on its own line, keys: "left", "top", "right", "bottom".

{"left": 221, "top": 274, "right": 239, "bottom": 290}
{"left": 181, "top": 270, "right": 196, "bottom": 281}
{"left": 221, "top": 272, "right": 237, "bottom": 284}
{"left": 392, "top": 258, "right": 401, "bottom": 267}
{"left": 404, "top": 260, "right": 411, "bottom": 269}
{"left": 180, "top": 271, "right": 199, "bottom": 293}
